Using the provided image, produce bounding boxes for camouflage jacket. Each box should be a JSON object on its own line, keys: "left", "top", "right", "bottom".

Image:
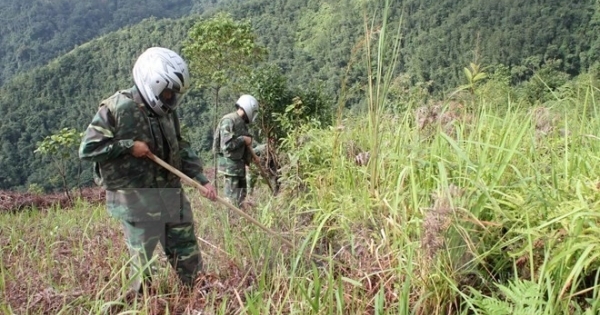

{"left": 213, "top": 112, "right": 251, "bottom": 177}
{"left": 79, "top": 87, "right": 209, "bottom": 221}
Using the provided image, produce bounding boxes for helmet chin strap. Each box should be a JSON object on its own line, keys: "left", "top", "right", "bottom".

{"left": 133, "top": 85, "right": 172, "bottom": 116}
{"left": 237, "top": 106, "right": 250, "bottom": 123}
{"left": 132, "top": 84, "right": 149, "bottom": 106}
{"left": 133, "top": 86, "right": 156, "bottom": 115}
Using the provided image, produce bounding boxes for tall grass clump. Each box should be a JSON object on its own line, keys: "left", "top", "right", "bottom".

{"left": 272, "top": 2, "right": 600, "bottom": 314}
{"left": 276, "top": 68, "right": 600, "bottom": 314}
{"left": 363, "top": 0, "right": 402, "bottom": 194}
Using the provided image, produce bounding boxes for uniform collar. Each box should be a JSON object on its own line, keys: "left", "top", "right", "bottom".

{"left": 130, "top": 86, "right": 145, "bottom": 105}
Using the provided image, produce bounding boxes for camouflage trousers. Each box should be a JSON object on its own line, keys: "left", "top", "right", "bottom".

{"left": 120, "top": 218, "right": 202, "bottom": 292}
{"left": 223, "top": 175, "right": 247, "bottom": 208}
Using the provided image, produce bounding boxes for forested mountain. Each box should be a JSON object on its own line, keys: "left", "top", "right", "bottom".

{"left": 0, "top": 0, "right": 227, "bottom": 86}
{"left": 1, "top": 0, "right": 600, "bottom": 191}
{"left": 397, "top": 0, "right": 600, "bottom": 90}
{"left": 227, "top": 0, "right": 600, "bottom": 95}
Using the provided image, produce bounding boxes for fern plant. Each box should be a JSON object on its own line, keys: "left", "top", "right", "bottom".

{"left": 466, "top": 280, "right": 549, "bottom": 315}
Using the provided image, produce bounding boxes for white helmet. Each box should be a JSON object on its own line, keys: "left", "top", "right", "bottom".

{"left": 132, "top": 47, "right": 190, "bottom": 116}
{"left": 236, "top": 94, "right": 259, "bottom": 123}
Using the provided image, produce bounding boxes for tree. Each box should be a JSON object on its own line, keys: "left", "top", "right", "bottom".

{"left": 247, "top": 64, "right": 292, "bottom": 143}
{"left": 34, "top": 127, "right": 82, "bottom": 200}
{"left": 248, "top": 64, "right": 333, "bottom": 146}
{"left": 182, "top": 12, "right": 267, "bottom": 190}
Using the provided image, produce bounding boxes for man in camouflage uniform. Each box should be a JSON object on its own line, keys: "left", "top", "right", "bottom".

{"left": 79, "top": 47, "right": 217, "bottom": 295}
{"left": 213, "top": 94, "right": 260, "bottom": 208}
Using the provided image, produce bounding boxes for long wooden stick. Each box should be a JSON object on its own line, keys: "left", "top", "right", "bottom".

{"left": 147, "top": 153, "right": 333, "bottom": 264}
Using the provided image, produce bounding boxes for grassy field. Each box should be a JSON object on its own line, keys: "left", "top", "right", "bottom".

{"left": 4, "top": 73, "right": 600, "bottom": 314}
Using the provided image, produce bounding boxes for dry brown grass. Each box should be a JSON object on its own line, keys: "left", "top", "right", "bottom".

{"left": 415, "top": 101, "right": 473, "bottom": 139}
{"left": 0, "top": 187, "right": 105, "bottom": 213}
{"left": 2, "top": 212, "right": 125, "bottom": 314}
{"left": 0, "top": 189, "right": 263, "bottom": 314}
{"left": 331, "top": 231, "right": 402, "bottom": 314}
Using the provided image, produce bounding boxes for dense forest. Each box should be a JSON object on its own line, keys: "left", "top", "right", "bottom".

{"left": 0, "top": 0, "right": 230, "bottom": 86}
{"left": 1, "top": 0, "right": 599, "bottom": 191}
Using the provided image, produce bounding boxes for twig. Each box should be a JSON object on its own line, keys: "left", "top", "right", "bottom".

{"left": 247, "top": 144, "right": 274, "bottom": 193}
{"left": 233, "top": 288, "right": 245, "bottom": 313}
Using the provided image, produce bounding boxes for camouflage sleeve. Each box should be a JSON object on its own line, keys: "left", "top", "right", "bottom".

{"left": 79, "top": 106, "right": 134, "bottom": 162}
{"left": 173, "top": 111, "right": 210, "bottom": 185}
{"left": 219, "top": 118, "right": 246, "bottom": 152}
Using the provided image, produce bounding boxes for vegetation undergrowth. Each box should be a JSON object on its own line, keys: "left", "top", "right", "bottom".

{"left": 271, "top": 71, "right": 600, "bottom": 314}
{"left": 5, "top": 73, "right": 600, "bottom": 314}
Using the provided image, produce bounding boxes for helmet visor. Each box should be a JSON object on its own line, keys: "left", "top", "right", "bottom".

{"left": 159, "top": 88, "right": 187, "bottom": 110}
